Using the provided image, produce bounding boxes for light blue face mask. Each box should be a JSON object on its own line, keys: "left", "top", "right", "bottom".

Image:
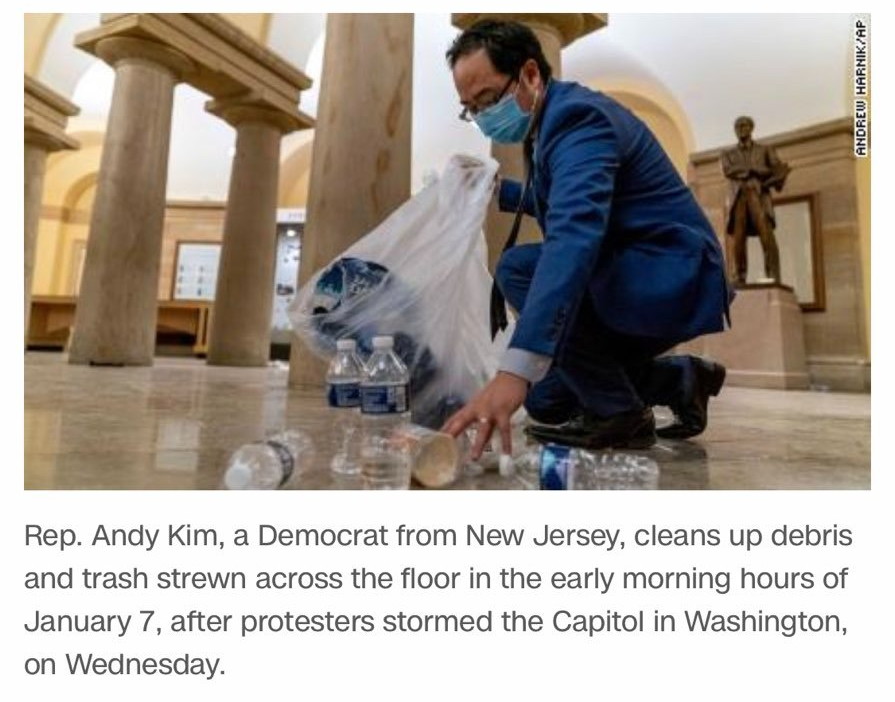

{"left": 474, "top": 91, "right": 532, "bottom": 144}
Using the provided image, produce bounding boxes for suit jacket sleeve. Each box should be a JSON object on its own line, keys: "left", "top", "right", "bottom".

{"left": 508, "top": 102, "right": 620, "bottom": 357}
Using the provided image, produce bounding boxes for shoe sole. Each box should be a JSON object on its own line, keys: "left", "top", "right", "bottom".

{"left": 621, "top": 431, "right": 658, "bottom": 450}
{"left": 656, "top": 426, "right": 698, "bottom": 440}
{"left": 525, "top": 425, "right": 656, "bottom": 451}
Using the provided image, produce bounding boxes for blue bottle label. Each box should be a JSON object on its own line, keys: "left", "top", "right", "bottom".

{"left": 540, "top": 444, "right": 573, "bottom": 490}
{"left": 263, "top": 440, "right": 295, "bottom": 487}
{"left": 328, "top": 382, "right": 361, "bottom": 408}
{"left": 361, "top": 384, "right": 409, "bottom": 414}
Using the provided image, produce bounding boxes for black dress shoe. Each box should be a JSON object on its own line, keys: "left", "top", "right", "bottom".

{"left": 657, "top": 360, "right": 726, "bottom": 440}
{"left": 525, "top": 407, "right": 656, "bottom": 450}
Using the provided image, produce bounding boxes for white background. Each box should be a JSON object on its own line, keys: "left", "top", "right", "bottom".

{"left": 7, "top": 1, "right": 892, "bottom": 700}
{"left": 7, "top": 494, "right": 893, "bottom": 700}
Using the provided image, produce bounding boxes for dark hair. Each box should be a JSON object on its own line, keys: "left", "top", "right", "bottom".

{"left": 446, "top": 19, "right": 553, "bottom": 82}
{"left": 734, "top": 115, "right": 754, "bottom": 128}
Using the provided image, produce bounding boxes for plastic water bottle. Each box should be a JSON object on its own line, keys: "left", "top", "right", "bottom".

{"left": 359, "top": 336, "right": 412, "bottom": 489}
{"left": 330, "top": 413, "right": 362, "bottom": 476}
{"left": 326, "top": 339, "right": 364, "bottom": 408}
{"left": 360, "top": 336, "right": 410, "bottom": 416}
{"left": 514, "top": 444, "right": 659, "bottom": 490}
{"left": 223, "top": 430, "right": 313, "bottom": 489}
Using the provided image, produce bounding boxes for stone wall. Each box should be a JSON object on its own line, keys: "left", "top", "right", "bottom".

{"left": 158, "top": 202, "right": 225, "bottom": 300}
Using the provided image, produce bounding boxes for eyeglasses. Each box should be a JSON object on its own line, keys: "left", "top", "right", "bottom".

{"left": 458, "top": 75, "right": 516, "bottom": 122}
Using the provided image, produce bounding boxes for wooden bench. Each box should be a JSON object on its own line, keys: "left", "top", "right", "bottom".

{"left": 28, "top": 295, "right": 212, "bottom": 356}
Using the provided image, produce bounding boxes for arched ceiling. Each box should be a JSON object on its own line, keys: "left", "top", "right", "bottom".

{"left": 37, "top": 13, "right": 100, "bottom": 99}
{"left": 564, "top": 14, "right": 851, "bottom": 150}
{"left": 29, "top": 13, "right": 853, "bottom": 201}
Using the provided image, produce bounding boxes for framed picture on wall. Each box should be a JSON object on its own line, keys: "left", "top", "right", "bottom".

{"left": 172, "top": 242, "right": 221, "bottom": 301}
{"left": 270, "top": 223, "right": 303, "bottom": 347}
{"left": 747, "top": 193, "right": 825, "bottom": 311}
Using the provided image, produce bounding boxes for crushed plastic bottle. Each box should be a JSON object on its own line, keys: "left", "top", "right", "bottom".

{"left": 222, "top": 430, "right": 313, "bottom": 489}
{"left": 514, "top": 444, "right": 660, "bottom": 490}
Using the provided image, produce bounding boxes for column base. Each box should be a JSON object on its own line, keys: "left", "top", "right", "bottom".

{"left": 288, "top": 337, "right": 329, "bottom": 390}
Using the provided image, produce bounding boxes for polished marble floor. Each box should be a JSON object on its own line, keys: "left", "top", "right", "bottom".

{"left": 23, "top": 352, "right": 871, "bottom": 490}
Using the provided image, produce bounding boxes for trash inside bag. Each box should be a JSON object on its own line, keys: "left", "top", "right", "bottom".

{"left": 289, "top": 154, "right": 511, "bottom": 428}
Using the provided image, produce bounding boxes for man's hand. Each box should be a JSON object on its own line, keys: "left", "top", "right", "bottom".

{"left": 454, "top": 156, "right": 500, "bottom": 197}
{"left": 441, "top": 372, "right": 529, "bottom": 460}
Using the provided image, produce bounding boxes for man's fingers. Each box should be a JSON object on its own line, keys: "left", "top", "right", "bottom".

{"left": 497, "top": 416, "right": 513, "bottom": 457}
{"left": 470, "top": 419, "right": 493, "bottom": 461}
{"left": 443, "top": 411, "right": 492, "bottom": 460}
{"left": 442, "top": 408, "right": 474, "bottom": 438}
{"left": 441, "top": 417, "right": 463, "bottom": 438}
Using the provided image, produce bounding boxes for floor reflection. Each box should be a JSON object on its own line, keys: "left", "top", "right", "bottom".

{"left": 24, "top": 352, "right": 870, "bottom": 490}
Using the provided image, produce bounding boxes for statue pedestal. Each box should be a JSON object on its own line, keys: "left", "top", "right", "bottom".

{"left": 681, "top": 284, "right": 809, "bottom": 389}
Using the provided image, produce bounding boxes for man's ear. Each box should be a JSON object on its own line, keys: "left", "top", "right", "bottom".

{"left": 520, "top": 58, "right": 541, "bottom": 90}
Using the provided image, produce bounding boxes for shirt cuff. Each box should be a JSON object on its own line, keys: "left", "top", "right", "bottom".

{"left": 499, "top": 348, "right": 552, "bottom": 384}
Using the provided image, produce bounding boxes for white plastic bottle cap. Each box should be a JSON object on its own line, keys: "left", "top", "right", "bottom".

{"left": 224, "top": 463, "right": 252, "bottom": 489}
{"left": 336, "top": 339, "right": 357, "bottom": 351}
{"left": 499, "top": 453, "right": 515, "bottom": 478}
{"left": 372, "top": 336, "right": 394, "bottom": 349}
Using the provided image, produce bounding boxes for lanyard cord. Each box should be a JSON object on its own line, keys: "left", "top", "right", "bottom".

{"left": 489, "top": 86, "right": 545, "bottom": 339}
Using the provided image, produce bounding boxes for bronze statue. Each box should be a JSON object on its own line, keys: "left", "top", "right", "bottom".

{"left": 722, "top": 116, "right": 791, "bottom": 285}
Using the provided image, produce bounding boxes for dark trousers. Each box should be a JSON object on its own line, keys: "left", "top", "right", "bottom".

{"left": 496, "top": 244, "right": 702, "bottom": 422}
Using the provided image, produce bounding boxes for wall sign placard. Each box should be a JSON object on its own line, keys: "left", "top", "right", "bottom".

{"left": 173, "top": 242, "right": 221, "bottom": 301}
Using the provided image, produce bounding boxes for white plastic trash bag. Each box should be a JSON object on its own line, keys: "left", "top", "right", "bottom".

{"left": 289, "top": 154, "right": 510, "bottom": 428}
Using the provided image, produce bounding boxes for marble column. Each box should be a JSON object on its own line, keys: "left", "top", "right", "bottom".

{"left": 68, "top": 37, "right": 193, "bottom": 366}
{"left": 24, "top": 76, "right": 79, "bottom": 345}
{"left": 289, "top": 13, "right": 414, "bottom": 389}
{"left": 206, "top": 103, "right": 295, "bottom": 366}
{"left": 452, "top": 14, "right": 605, "bottom": 270}
{"left": 24, "top": 137, "right": 49, "bottom": 342}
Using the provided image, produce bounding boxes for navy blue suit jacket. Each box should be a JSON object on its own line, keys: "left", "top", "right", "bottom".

{"left": 498, "top": 81, "right": 729, "bottom": 358}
